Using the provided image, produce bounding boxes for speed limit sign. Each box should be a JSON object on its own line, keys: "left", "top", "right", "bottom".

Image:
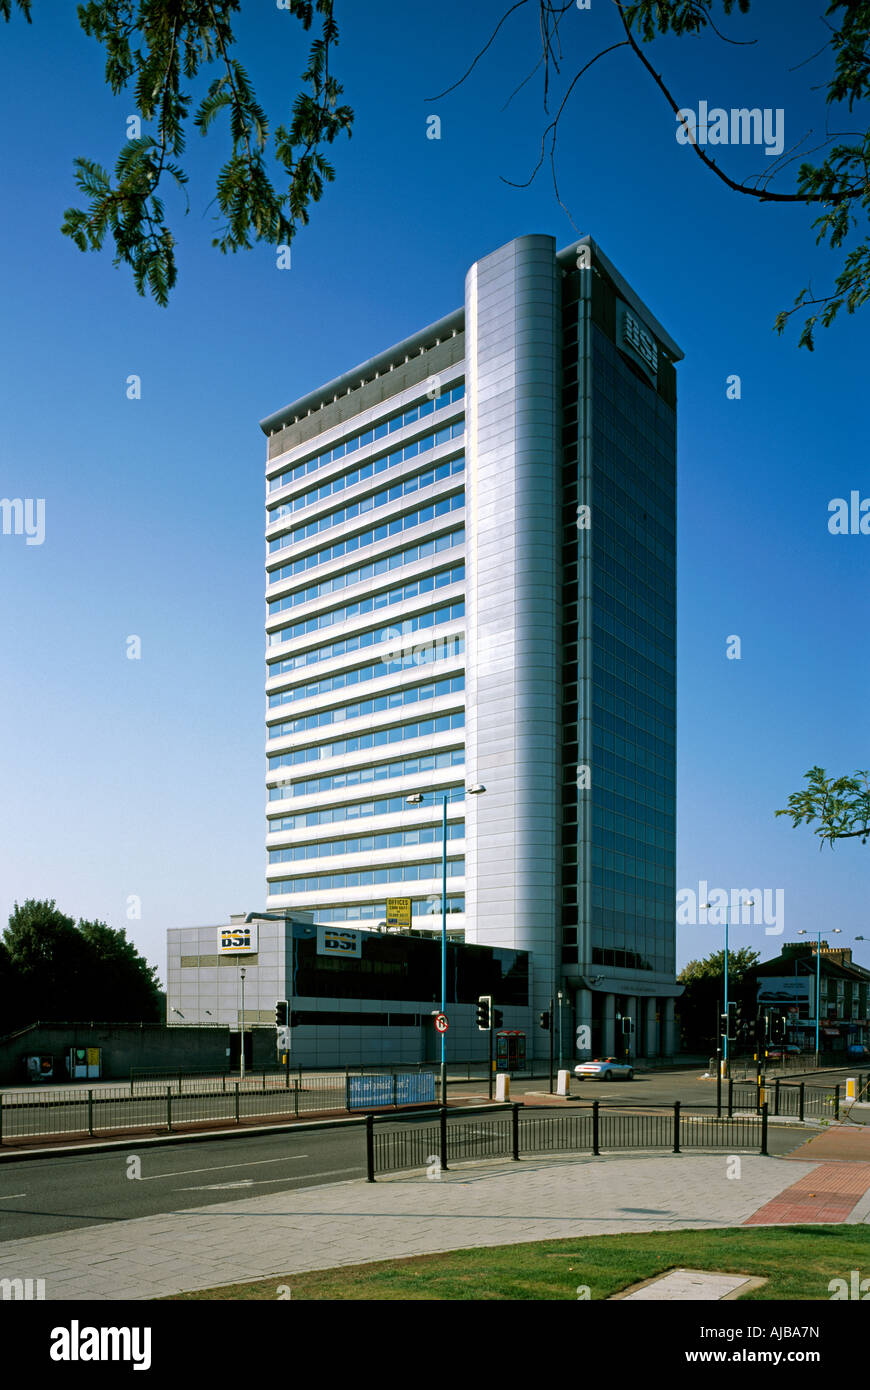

{"left": 434, "top": 1013, "right": 449, "bottom": 1033}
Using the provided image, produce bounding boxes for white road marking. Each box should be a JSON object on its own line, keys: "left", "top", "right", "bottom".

{"left": 0, "top": 1194, "right": 27, "bottom": 1200}
{"left": 178, "top": 1166, "right": 360, "bottom": 1192}
{"left": 141, "top": 1155, "right": 308, "bottom": 1181}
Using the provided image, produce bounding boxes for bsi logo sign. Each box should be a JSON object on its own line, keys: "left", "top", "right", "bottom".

{"left": 316, "top": 925, "right": 361, "bottom": 958}
{"left": 218, "top": 923, "right": 258, "bottom": 954}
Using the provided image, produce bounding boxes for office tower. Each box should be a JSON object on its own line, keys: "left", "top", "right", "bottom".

{"left": 260, "top": 234, "right": 682, "bottom": 1057}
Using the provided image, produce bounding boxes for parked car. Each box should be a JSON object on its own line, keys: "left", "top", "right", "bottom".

{"left": 847, "top": 1044, "right": 870, "bottom": 1059}
{"left": 574, "top": 1057, "right": 634, "bottom": 1081}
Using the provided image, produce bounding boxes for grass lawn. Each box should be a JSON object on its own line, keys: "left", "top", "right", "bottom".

{"left": 167, "top": 1224, "right": 870, "bottom": 1300}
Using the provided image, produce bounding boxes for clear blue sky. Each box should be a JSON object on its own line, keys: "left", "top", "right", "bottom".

{"left": 0, "top": 1, "right": 866, "bottom": 989}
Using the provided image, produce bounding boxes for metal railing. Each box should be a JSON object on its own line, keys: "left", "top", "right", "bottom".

{"left": 368, "top": 1101, "right": 768, "bottom": 1179}
{"left": 724, "top": 1052, "right": 862, "bottom": 1079}
{"left": 0, "top": 1071, "right": 430, "bottom": 1145}
{"left": 714, "top": 1075, "right": 866, "bottom": 1121}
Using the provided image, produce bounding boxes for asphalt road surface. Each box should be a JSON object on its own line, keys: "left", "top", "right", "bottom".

{"left": 0, "top": 1105, "right": 818, "bottom": 1243}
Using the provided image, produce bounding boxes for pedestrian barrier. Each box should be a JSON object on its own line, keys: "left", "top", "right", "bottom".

{"left": 0, "top": 1071, "right": 433, "bottom": 1144}
{"left": 367, "top": 1101, "right": 769, "bottom": 1180}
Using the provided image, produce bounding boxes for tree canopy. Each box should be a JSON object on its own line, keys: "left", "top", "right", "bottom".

{"left": 776, "top": 766, "right": 870, "bottom": 848}
{"left": 676, "top": 946, "right": 760, "bottom": 1051}
{"left": 1, "top": 899, "right": 163, "bottom": 1032}
{"left": 442, "top": 0, "right": 870, "bottom": 348}
{"left": 0, "top": 0, "right": 352, "bottom": 304}
{"left": 678, "top": 946, "right": 761, "bottom": 983}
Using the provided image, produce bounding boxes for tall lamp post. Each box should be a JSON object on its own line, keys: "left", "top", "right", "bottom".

{"left": 238, "top": 967, "right": 246, "bottom": 1081}
{"left": 406, "top": 782, "right": 486, "bottom": 1107}
{"left": 703, "top": 897, "right": 753, "bottom": 1077}
{"left": 798, "top": 928, "right": 841, "bottom": 1064}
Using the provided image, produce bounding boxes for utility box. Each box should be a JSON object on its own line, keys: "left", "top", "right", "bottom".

{"left": 557, "top": 1068, "right": 571, "bottom": 1097}
{"left": 495, "top": 1073, "right": 510, "bottom": 1102}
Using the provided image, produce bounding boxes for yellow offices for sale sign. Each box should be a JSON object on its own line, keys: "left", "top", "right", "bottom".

{"left": 386, "top": 898, "right": 411, "bottom": 929}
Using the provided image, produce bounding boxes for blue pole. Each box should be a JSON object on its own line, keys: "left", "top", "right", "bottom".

{"left": 717, "top": 911, "right": 722, "bottom": 1061}
{"left": 724, "top": 910, "right": 729, "bottom": 1066}
{"left": 441, "top": 793, "right": 448, "bottom": 1106}
{"left": 815, "top": 932, "right": 821, "bottom": 1061}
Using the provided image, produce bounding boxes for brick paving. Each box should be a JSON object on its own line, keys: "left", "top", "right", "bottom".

{"left": 744, "top": 1161, "right": 870, "bottom": 1225}
{"left": 782, "top": 1125, "right": 870, "bottom": 1163}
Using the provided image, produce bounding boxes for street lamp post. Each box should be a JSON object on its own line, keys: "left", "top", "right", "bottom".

{"left": 798, "top": 928, "right": 841, "bottom": 1064}
{"left": 703, "top": 897, "right": 753, "bottom": 1077}
{"left": 239, "top": 967, "right": 246, "bottom": 1082}
{"left": 406, "top": 783, "right": 485, "bottom": 1107}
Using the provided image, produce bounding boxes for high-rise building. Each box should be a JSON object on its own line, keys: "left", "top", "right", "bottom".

{"left": 260, "top": 234, "right": 682, "bottom": 1058}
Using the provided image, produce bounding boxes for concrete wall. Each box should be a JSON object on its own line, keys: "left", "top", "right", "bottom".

{"left": 0, "top": 1024, "right": 234, "bottom": 1084}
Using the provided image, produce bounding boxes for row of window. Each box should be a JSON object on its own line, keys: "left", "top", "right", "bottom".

{"left": 267, "top": 601, "right": 465, "bottom": 674}
{"left": 593, "top": 634, "right": 674, "bottom": 703}
{"left": 270, "top": 898, "right": 466, "bottom": 921}
{"left": 267, "top": 384, "right": 465, "bottom": 493}
{"left": 267, "top": 786, "right": 465, "bottom": 833}
{"left": 268, "top": 560, "right": 464, "bottom": 635}
{"left": 591, "top": 696, "right": 675, "bottom": 750}
{"left": 268, "top": 748, "right": 465, "bottom": 800}
{"left": 268, "top": 822, "right": 465, "bottom": 863}
{"left": 591, "top": 812, "right": 673, "bottom": 850}
{"left": 268, "top": 426, "right": 465, "bottom": 529}
{"left": 593, "top": 582, "right": 675, "bottom": 646}
{"left": 269, "top": 857, "right": 465, "bottom": 894}
{"left": 267, "top": 490, "right": 465, "bottom": 561}
{"left": 593, "top": 602, "right": 674, "bottom": 669}
{"left": 268, "top": 635, "right": 465, "bottom": 707}
{"left": 267, "top": 675, "right": 465, "bottom": 740}
{"left": 267, "top": 524, "right": 464, "bottom": 597}
{"left": 267, "top": 711, "right": 465, "bottom": 769}
{"left": 268, "top": 451, "right": 465, "bottom": 542}
{"left": 592, "top": 729, "right": 673, "bottom": 778}
{"left": 589, "top": 790, "right": 674, "bottom": 837}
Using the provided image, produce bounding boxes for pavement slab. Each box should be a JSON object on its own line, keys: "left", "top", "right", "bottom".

{"left": 0, "top": 1154, "right": 823, "bottom": 1300}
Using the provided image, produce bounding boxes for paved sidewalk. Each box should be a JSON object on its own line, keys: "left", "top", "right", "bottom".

{"left": 4, "top": 1150, "right": 868, "bottom": 1301}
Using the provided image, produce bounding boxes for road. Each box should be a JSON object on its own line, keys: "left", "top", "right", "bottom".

{"left": 0, "top": 1062, "right": 862, "bottom": 1145}
{"left": 0, "top": 1102, "right": 818, "bottom": 1243}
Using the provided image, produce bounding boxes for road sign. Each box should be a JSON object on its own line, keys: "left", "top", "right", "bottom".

{"left": 434, "top": 1013, "right": 449, "bottom": 1033}
{"left": 386, "top": 897, "right": 411, "bottom": 929}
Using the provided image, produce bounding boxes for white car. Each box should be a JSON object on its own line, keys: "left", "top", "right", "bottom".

{"left": 574, "top": 1057, "right": 634, "bottom": 1081}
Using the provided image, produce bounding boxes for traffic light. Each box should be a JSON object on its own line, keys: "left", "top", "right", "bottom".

{"left": 770, "top": 1014, "right": 785, "bottom": 1043}
{"left": 493, "top": 1009, "right": 503, "bottom": 1029}
{"left": 275, "top": 1000, "right": 288, "bottom": 1027}
{"left": 622, "top": 1016, "right": 633, "bottom": 1034}
{"left": 722, "top": 1002, "right": 737, "bottom": 1041}
{"left": 539, "top": 1011, "right": 551, "bottom": 1030}
{"left": 476, "top": 995, "right": 492, "bottom": 1031}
